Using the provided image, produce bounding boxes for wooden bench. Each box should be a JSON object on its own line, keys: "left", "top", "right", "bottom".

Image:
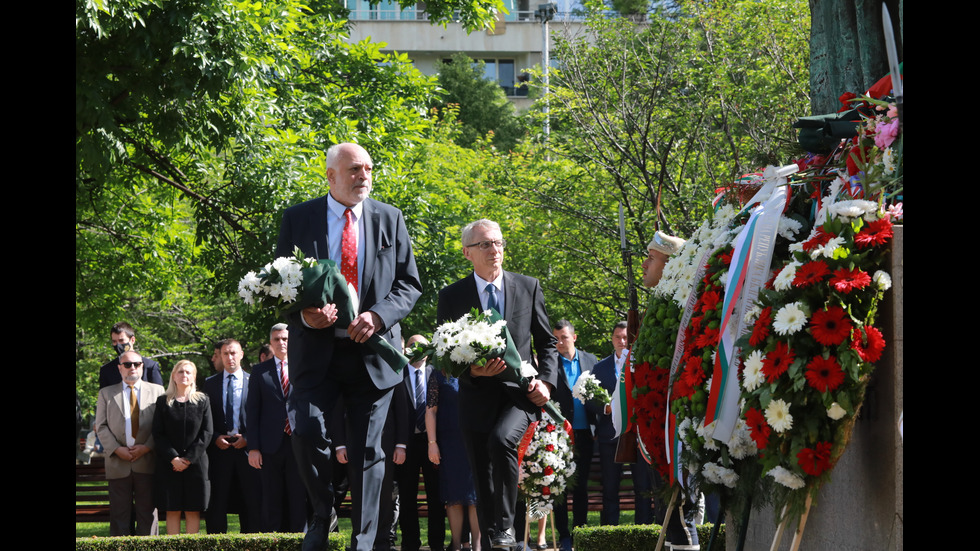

{"left": 76, "top": 457, "right": 110, "bottom": 522}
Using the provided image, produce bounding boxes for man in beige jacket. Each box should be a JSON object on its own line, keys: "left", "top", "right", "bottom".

{"left": 96, "top": 350, "right": 165, "bottom": 536}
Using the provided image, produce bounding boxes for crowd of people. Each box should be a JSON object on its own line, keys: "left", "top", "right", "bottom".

{"left": 91, "top": 143, "right": 704, "bottom": 550}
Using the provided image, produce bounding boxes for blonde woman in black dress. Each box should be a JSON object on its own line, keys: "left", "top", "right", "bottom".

{"left": 153, "top": 360, "right": 213, "bottom": 534}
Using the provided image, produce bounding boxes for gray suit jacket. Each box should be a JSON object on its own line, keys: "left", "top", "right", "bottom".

{"left": 95, "top": 381, "right": 165, "bottom": 479}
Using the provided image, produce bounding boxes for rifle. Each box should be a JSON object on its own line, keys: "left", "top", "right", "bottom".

{"left": 614, "top": 203, "right": 639, "bottom": 463}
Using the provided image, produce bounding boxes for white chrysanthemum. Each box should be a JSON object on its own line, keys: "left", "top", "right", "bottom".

{"left": 820, "top": 236, "right": 846, "bottom": 259}
{"left": 271, "top": 256, "right": 294, "bottom": 273}
{"left": 279, "top": 284, "right": 299, "bottom": 303}
{"left": 727, "top": 420, "right": 757, "bottom": 459}
{"left": 714, "top": 204, "right": 737, "bottom": 227}
{"left": 449, "top": 344, "right": 478, "bottom": 365}
{"left": 788, "top": 241, "right": 805, "bottom": 255}
{"left": 743, "top": 304, "right": 761, "bottom": 324}
{"left": 773, "top": 262, "right": 800, "bottom": 291}
{"left": 742, "top": 350, "right": 765, "bottom": 391}
{"left": 873, "top": 270, "right": 892, "bottom": 290}
{"left": 773, "top": 302, "right": 807, "bottom": 335}
{"left": 768, "top": 466, "right": 805, "bottom": 489}
{"left": 830, "top": 200, "right": 878, "bottom": 220}
{"left": 882, "top": 147, "right": 897, "bottom": 176}
{"left": 827, "top": 402, "right": 847, "bottom": 420}
{"left": 778, "top": 217, "right": 803, "bottom": 241}
{"left": 765, "top": 399, "right": 793, "bottom": 433}
{"left": 677, "top": 418, "right": 692, "bottom": 440}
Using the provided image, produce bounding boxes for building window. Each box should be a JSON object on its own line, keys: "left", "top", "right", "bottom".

{"left": 445, "top": 58, "right": 528, "bottom": 98}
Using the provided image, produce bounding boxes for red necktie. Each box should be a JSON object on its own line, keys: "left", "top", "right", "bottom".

{"left": 341, "top": 208, "right": 358, "bottom": 293}
{"left": 280, "top": 360, "right": 291, "bottom": 435}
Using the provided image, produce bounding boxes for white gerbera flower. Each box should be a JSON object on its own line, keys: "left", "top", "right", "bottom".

{"left": 742, "top": 350, "right": 765, "bottom": 391}
{"left": 773, "top": 302, "right": 807, "bottom": 335}
{"left": 765, "top": 399, "right": 793, "bottom": 433}
{"left": 774, "top": 262, "right": 800, "bottom": 291}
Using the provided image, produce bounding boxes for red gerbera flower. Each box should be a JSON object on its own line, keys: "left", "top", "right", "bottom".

{"left": 793, "top": 260, "right": 830, "bottom": 288}
{"left": 854, "top": 218, "right": 894, "bottom": 249}
{"left": 804, "top": 355, "right": 846, "bottom": 392}
{"left": 851, "top": 325, "right": 886, "bottom": 363}
{"left": 672, "top": 377, "right": 694, "bottom": 399}
{"left": 650, "top": 368, "right": 670, "bottom": 390}
{"left": 802, "top": 227, "right": 835, "bottom": 253}
{"left": 762, "top": 341, "right": 795, "bottom": 383}
{"left": 810, "top": 305, "right": 853, "bottom": 346}
{"left": 700, "top": 290, "right": 722, "bottom": 314}
{"left": 682, "top": 360, "right": 706, "bottom": 388}
{"left": 694, "top": 326, "right": 720, "bottom": 350}
{"left": 830, "top": 268, "right": 871, "bottom": 293}
{"left": 797, "top": 441, "right": 833, "bottom": 476}
{"left": 750, "top": 306, "right": 772, "bottom": 347}
{"left": 745, "top": 407, "right": 771, "bottom": 449}
{"left": 718, "top": 249, "right": 734, "bottom": 266}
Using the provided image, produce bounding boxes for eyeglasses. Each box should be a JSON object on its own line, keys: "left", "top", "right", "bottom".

{"left": 465, "top": 239, "right": 506, "bottom": 250}
{"left": 121, "top": 361, "right": 143, "bottom": 368}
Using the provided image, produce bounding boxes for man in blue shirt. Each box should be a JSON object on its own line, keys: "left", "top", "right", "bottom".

{"left": 551, "top": 319, "right": 598, "bottom": 551}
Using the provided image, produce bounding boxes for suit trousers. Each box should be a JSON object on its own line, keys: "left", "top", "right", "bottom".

{"left": 396, "top": 431, "right": 446, "bottom": 551}
{"left": 258, "top": 434, "right": 308, "bottom": 532}
{"left": 107, "top": 472, "right": 158, "bottom": 536}
{"left": 462, "top": 402, "right": 531, "bottom": 550}
{"left": 207, "top": 447, "right": 261, "bottom": 533}
{"left": 597, "top": 440, "right": 622, "bottom": 525}
{"left": 291, "top": 339, "right": 395, "bottom": 551}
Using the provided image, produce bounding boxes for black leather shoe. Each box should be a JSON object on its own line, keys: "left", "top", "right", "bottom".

{"left": 492, "top": 528, "right": 517, "bottom": 549}
{"left": 302, "top": 515, "right": 330, "bottom": 551}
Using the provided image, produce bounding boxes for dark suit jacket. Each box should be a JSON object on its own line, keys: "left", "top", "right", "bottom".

{"left": 205, "top": 370, "right": 250, "bottom": 439}
{"left": 436, "top": 270, "right": 558, "bottom": 432}
{"left": 99, "top": 356, "right": 164, "bottom": 389}
{"left": 275, "top": 195, "right": 422, "bottom": 391}
{"left": 245, "top": 358, "right": 290, "bottom": 456}
{"left": 590, "top": 354, "right": 620, "bottom": 443}
{"left": 554, "top": 349, "right": 599, "bottom": 430}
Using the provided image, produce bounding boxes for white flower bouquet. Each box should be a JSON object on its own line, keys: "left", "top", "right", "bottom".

{"left": 239, "top": 247, "right": 407, "bottom": 372}
{"left": 409, "top": 308, "right": 566, "bottom": 424}
{"left": 570, "top": 371, "right": 610, "bottom": 407}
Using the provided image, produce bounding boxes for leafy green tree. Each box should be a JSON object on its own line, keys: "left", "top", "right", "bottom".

{"left": 433, "top": 53, "right": 524, "bottom": 151}
{"left": 75, "top": 0, "right": 505, "bottom": 415}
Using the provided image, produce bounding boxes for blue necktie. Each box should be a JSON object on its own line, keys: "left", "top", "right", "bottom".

{"left": 225, "top": 374, "right": 235, "bottom": 433}
{"left": 486, "top": 283, "right": 500, "bottom": 315}
{"left": 414, "top": 368, "right": 426, "bottom": 433}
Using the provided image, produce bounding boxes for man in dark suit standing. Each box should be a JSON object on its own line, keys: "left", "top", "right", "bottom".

{"left": 396, "top": 334, "right": 446, "bottom": 551}
{"left": 98, "top": 322, "right": 164, "bottom": 389}
{"left": 205, "top": 339, "right": 261, "bottom": 533}
{"left": 590, "top": 321, "right": 628, "bottom": 526}
{"left": 551, "top": 319, "right": 598, "bottom": 551}
{"left": 436, "top": 219, "right": 558, "bottom": 550}
{"left": 246, "top": 323, "right": 308, "bottom": 532}
{"left": 275, "top": 142, "right": 422, "bottom": 551}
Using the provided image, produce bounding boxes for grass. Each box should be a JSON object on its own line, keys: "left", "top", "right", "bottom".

{"left": 76, "top": 510, "right": 638, "bottom": 541}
